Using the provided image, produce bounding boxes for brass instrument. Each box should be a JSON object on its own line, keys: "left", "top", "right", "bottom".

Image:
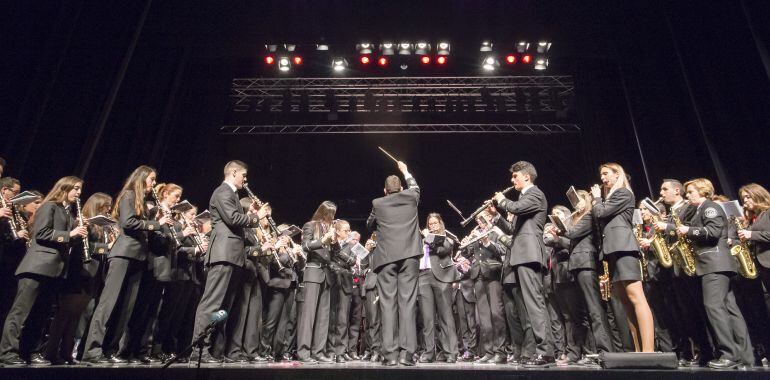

{"left": 640, "top": 198, "right": 674, "bottom": 268}
{"left": 634, "top": 224, "right": 650, "bottom": 282}
{"left": 599, "top": 261, "right": 611, "bottom": 301}
{"left": 75, "top": 198, "right": 92, "bottom": 263}
{"left": 151, "top": 187, "right": 181, "bottom": 247}
{"left": 731, "top": 218, "right": 758, "bottom": 279}
{"left": 1, "top": 196, "right": 19, "bottom": 240}
{"left": 669, "top": 202, "right": 697, "bottom": 276}
{"left": 461, "top": 186, "right": 515, "bottom": 227}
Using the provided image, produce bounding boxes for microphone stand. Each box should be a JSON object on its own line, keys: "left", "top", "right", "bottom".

{"left": 162, "top": 320, "right": 219, "bottom": 369}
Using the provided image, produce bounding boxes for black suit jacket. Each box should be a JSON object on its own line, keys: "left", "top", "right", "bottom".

{"left": 494, "top": 185, "right": 548, "bottom": 284}
{"left": 16, "top": 202, "right": 74, "bottom": 278}
{"left": 426, "top": 237, "right": 460, "bottom": 283}
{"left": 301, "top": 221, "right": 332, "bottom": 284}
{"left": 544, "top": 224, "right": 572, "bottom": 283}
{"left": 360, "top": 254, "right": 378, "bottom": 296}
{"left": 685, "top": 199, "right": 737, "bottom": 275}
{"left": 747, "top": 210, "right": 770, "bottom": 269}
{"left": 109, "top": 191, "right": 162, "bottom": 261}
{"left": 561, "top": 214, "right": 598, "bottom": 271}
{"left": 592, "top": 188, "right": 639, "bottom": 256}
{"left": 466, "top": 233, "right": 506, "bottom": 281}
{"left": 207, "top": 183, "right": 261, "bottom": 267}
{"left": 367, "top": 176, "right": 422, "bottom": 270}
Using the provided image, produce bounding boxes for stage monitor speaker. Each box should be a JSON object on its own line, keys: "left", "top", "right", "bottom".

{"left": 599, "top": 352, "right": 678, "bottom": 369}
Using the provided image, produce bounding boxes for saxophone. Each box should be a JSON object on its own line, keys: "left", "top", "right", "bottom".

{"left": 640, "top": 198, "right": 674, "bottom": 268}
{"left": 669, "top": 203, "right": 697, "bottom": 276}
{"left": 731, "top": 218, "right": 758, "bottom": 279}
{"left": 634, "top": 224, "right": 650, "bottom": 282}
{"left": 599, "top": 260, "right": 611, "bottom": 301}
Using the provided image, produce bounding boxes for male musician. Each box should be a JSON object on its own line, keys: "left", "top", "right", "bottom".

{"left": 491, "top": 161, "right": 554, "bottom": 367}
{"left": 0, "top": 178, "right": 29, "bottom": 325}
{"left": 327, "top": 220, "right": 357, "bottom": 363}
{"left": 190, "top": 160, "right": 268, "bottom": 362}
{"left": 359, "top": 238, "right": 381, "bottom": 362}
{"left": 346, "top": 231, "right": 364, "bottom": 360}
{"left": 366, "top": 161, "right": 422, "bottom": 366}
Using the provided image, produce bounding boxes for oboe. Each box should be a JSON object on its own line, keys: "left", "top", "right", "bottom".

{"left": 75, "top": 198, "right": 92, "bottom": 263}
{"left": 151, "top": 187, "right": 181, "bottom": 246}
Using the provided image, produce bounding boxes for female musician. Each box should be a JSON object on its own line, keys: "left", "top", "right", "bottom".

{"left": 82, "top": 166, "right": 172, "bottom": 364}
{"left": 556, "top": 190, "right": 613, "bottom": 363}
{"left": 0, "top": 176, "right": 87, "bottom": 366}
{"left": 677, "top": 178, "right": 752, "bottom": 368}
{"left": 590, "top": 163, "right": 654, "bottom": 352}
{"left": 737, "top": 183, "right": 770, "bottom": 301}
{"left": 297, "top": 201, "right": 337, "bottom": 364}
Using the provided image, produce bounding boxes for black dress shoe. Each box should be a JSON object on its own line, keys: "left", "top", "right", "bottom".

{"left": 708, "top": 358, "right": 740, "bottom": 369}
{"left": 299, "top": 357, "right": 318, "bottom": 365}
{"left": 249, "top": 354, "right": 269, "bottom": 363}
{"left": 523, "top": 355, "right": 555, "bottom": 368}
{"left": 0, "top": 354, "right": 27, "bottom": 366}
{"left": 576, "top": 356, "right": 599, "bottom": 367}
{"left": 446, "top": 355, "right": 457, "bottom": 364}
{"left": 492, "top": 353, "right": 507, "bottom": 365}
{"left": 418, "top": 354, "right": 435, "bottom": 363}
{"left": 29, "top": 353, "right": 51, "bottom": 366}
{"left": 383, "top": 359, "right": 398, "bottom": 366}
{"left": 108, "top": 355, "right": 129, "bottom": 364}
{"left": 460, "top": 351, "right": 475, "bottom": 362}
{"left": 348, "top": 352, "right": 360, "bottom": 361}
{"left": 512, "top": 356, "right": 530, "bottom": 365}
{"left": 81, "top": 355, "right": 113, "bottom": 365}
{"left": 138, "top": 355, "right": 157, "bottom": 364}
{"left": 194, "top": 355, "right": 222, "bottom": 364}
{"left": 342, "top": 353, "right": 354, "bottom": 361}
{"left": 280, "top": 353, "right": 293, "bottom": 362}
{"left": 370, "top": 353, "right": 382, "bottom": 363}
{"left": 224, "top": 355, "right": 248, "bottom": 363}
{"left": 361, "top": 351, "right": 372, "bottom": 361}
{"left": 399, "top": 355, "right": 416, "bottom": 366}
{"left": 474, "top": 354, "right": 494, "bottom": 364}
{"left": 335, "top": 355, "right": 347, "bottom": 363}
{"left": 314, "top": 355, "right": 334, "bottom": 364}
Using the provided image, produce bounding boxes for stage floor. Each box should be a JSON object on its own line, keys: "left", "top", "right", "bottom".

{"left": 2, "top": 361, "right": 769, "bottom": 380}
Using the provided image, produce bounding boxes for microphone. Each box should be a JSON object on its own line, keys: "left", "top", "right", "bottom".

{"left": 207, "top": 310, "right": 228, "bottom": 329}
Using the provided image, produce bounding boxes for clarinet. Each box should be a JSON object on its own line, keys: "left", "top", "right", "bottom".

{"left": 151, "top": 187, "right": 181, "bottom": 247}
{"left": 242, "top": 181, "right": 280, "bottom": 235}
{"left": 182, "top": 216, "right": 206, "bottom": 259}
{"left": 1, "top": 196, "right": 19, "bottom": 240}
{"left": 75, "top": 198, "right": 92, "bottom": 263}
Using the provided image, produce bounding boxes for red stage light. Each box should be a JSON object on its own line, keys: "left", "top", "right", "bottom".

{"left": 505, "top": 54, "right": 516, "bottom": 64}
{"left": 293, "top": 56, "right": 303, "bottom": 65}
{"left": 361, "top": 56, "right": 371, "bottom": 64}
{"left": 420, "top": 56, "right": 430, "bottom": 65}
{"left": 436, "top": 56, "right": 447, "bottom": 65}
{"left": 265, "top": 56, "right": 275, "bottom": 65}
{"left": 378, "top": 57, "right": 388, "bottom": 66}
{"left": 522, "top": 54, "right": 532, "bottom": 63}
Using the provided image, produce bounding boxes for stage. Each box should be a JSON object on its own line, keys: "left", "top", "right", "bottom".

{"left": 1, "top": 361, "right": 768, "bottom": 380}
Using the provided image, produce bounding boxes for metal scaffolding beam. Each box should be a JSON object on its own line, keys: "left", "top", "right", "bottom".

{"left": 220, "top": 123, "right": 581, "bottom": 135}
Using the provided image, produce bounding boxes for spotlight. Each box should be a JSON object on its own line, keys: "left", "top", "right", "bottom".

{"left": 332, "top": 58, "right": 348, "bottom": 72}
{"left": 400, "top": 63, "right": 409, "bottom": 70}
{"left": 436, "top": 56, "right": 447, "bottom": 65}
{"left": 285, "top": 44, "right": 296, "bottom": 52}
{"left": 293, "top": 56, "right": 303, "bottom": 65}
{"left": 380, "top": 42, "right": 395, "bottom": 55}
{"left": 398, "top": 42, "right": 413, "bottom": 55}
{"left": 522, "top": 54, "right": 532, "bottom": 64}
{"left": 516, "top": 41, "right": 529, "bottom": 53}
{"left": 415, "top": 42, "right": 431, "bottom": 55}
{"left": 420, "top": 56, "right": 431, "bottom": 65}
{"left": 482, "top": 56, "right": 499, "bottom": 71}
{"left": 265, "top": 55, "right": 275, "bottom": 65}
{"left": 480, "top": 41, "right": 493, "bottom": 52}
{"left": 356, "top": 42, "right": 373, "bottom": 54}
{"left": 316, "top": 44, "right": 330, "bottom": 51}
{"left": 437, "top": 42, "right": 451, "bottom": 55}
{"left": 505, "top": 54, "right": 516, "bottom": 64}
{"left": 378, "top": 57, "right": 389, "bottom": 66}
{"left": 536, "top": 41, "right": 551, "bottom": 53}
{"left": 278, "top": 57, "right": 290, "bottom": 72}
{"left": 534, "top": 56, "right": 548, "bottom": 70}
{"left": 360, "top": 55, "right": 371, "bottom": 65}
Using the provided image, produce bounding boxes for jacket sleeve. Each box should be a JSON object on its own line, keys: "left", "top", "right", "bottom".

{"left": 686, "top": 207, "right": 724, "bottom": 244}
{"left": 430, "top": 238, "right": 454, "bottom": 258}
{"left": 493, "top": 214, "right": 515, "bottom": 235}
{"left": 497, "top": 191, "right": 544, "bottom": 216}
{"left": 591, "top": 188, "right": 633, "bottom": 219}
{"left": 562, "top": 216, "right": 592, "bottom": 240}
{"left": 301, "top": 222, "right": 330, "bottom": 263}
{"left": 405, "top": 176, "right": 420, "bottom": 202}
{"left": 120, "top": 192, "right": 161, "bottom": 232}
{"left": 748, "top": 213, "right": 770, "bottom": 243}
{"left": 213, "top": 188, "right": 259, "bottom": 228}
{"left": 366, "top": 202, "right": 377, "bottom": 231}
{"left": 34, "top": 203, "right": 70, "bottom": 245}
{"left": 479, "top": 240, "right": 506, "bottom": 258}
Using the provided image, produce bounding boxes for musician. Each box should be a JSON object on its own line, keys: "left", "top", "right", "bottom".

{"left": 359, "top": 237, "right": 381, "bottom": 363}
{"left": 416, "top": 213, "right": 459, "bottom": 363}
{"left": 189, "top": 160, "right": 267, "bottom": 363}
{"left": 328, "top": 220, "right": 357, "bottom": 363}
{"left": 590, "top": 163, "right": 654, "bottom": 353}
{"left": 345, "top": 231, "right": 364, "bottom": 361}
{"left": 82, "top": 166, "right": 172, "bottom": 364}
{"left": 654, "top": 179, "right": 713, "bottom": 365}
{"left": 491, "top": 161, "right": 553, "bottom": 367}
{"left": 260, "top": 223, "right": 299, "bottom": 362}
{"left": 366, "top": 161, "right": 422, "bottom": 366}
{"left": 0, "top": 176, "right": 87, "bottom": 366}
{"left": 0, "top": 157, "right": 5, "bottom": 178}
{"left": 0, "top": 177, "right": 29, "bottom": 324}
{"left": 453, "top": 257, "right": 478, "bottom": 362}
{"left": 676, "top": 178, "right": 753, "bottom": 369}
{"left": 460, "top": 212, "right": 506, "bottom": 364}
{"left": 297, "top": 201, "right": 337, "bottom": 364}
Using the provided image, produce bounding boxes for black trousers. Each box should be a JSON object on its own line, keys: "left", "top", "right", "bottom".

{"left": 377, "top": 257, "right": 419, "bottom": 361}
{"left": 574, "top": 269, "right": 613, "bottom": 353}
{"left": 0, "top": 275, "right": 57, "bottom": 360}
{"left": 701, "top": 273, "right": 753, "bottom": 364}
{"left": 644, "top": 280, "right": 675, "bottom": 352}
{"left": 473, "top": 277, "right": 505, "bottom": 356}
{"left": 553, "top": 281, "right": 592, "bottom": 360}
{"left": 261, "top": 286, "right": 295, "bottom": 356}
{"left": 226, "top": 271, "right": 262, "bottom": 358}
{"left": 672, "top": 275, "right": 713, "bottom": 359}
{"left": 190, "top": 263, "right": 243, "bottom": 358}
{"left": 545, "top": 287, "right": 565, "bottom": 357}
{"left": 363, "top": 286, "right": 381, "bottom": 354}
{"left": 152, "top": 280, "right": 198, "bottom": 355}
{"left": 45, "top": 282, "right": 91, "bottom": 362}
{"left": 296, "top": 278, "right": 330, "bottom": 359}
{"left": 454, "top": 287, "right": 478, "bottom": 355}
{"left": 417, "top": 271, "right": 458, "bottom": 358}
{"left": 514, "top": 264, "right": 554, "bottom": 357}
{"left": 82, "top": 257, "right": 144, "bottom": 360}
{"left": 503, "top": 283, "right": 535, "bottom": 358}
{"left": 122, "top": 270, "right": 165, "bottom": 358}
{"left": 347, "top": 286, "right": 363, "bottom": 354}
{"left": 733, "top": 277, "right": 770, "bottom": 362}
{"left": 328, "top": 278, "right": 353, "bottom": 356}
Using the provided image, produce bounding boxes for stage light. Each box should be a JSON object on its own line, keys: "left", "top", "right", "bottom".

{"left": 536, "top": 41, "right": 551, "bottom": 53}
{"left": 380, "top": 42, "right": 395, "bottom": 55}
{"left": 398, "top": 42, "right": 413, "bottom": 55}
{"left": 415, "top": 42, "right": 431, "bottom": 55}
{"left": 356, "top": 42, "right": 373, "bottom": 54}
{"left": 517, "top": 41, "right": 529, "bottom": 53}
{"left": 534, "top": 56, "right": 548, "bottom": 70}
{"left": 316, "top": 44, "right": 329, "bottom": 51}
{"left": 360, "top": 55, "right": 371, "bottom": 65}
{"left": 505, "top": 54, "right": 516, "bottom": 64}
{"left": 436, "top": 56, "right": 447, "bottom": 65}
{"left": 400, "top": 63, "right": 408, "bottom": 70}
{"left": 480, "top": 41, "right": 493, "bottom": 52}
{"left": 332, "top": 58, "right": 348, "bottom": 72}
{"left": 522, "top": 54, "right": 532, "bottom": 64}
{"left": 278, "top": 57, "right": 290, "bottom": 72}
{"left": 437, "top": 42, "right": 451, "bottom": 55}
{"left": 420, "top": 56, "right": 430, "bottom": 65}
{"left": 482, "top": 56, "right": 499, "bottom": 71}
{"left": 293, "top": 56, "right": 303, "bottom": 65}
{"left": 378, "top": 57, "right": 389, "bottom": 66}
{"left": 265, "top": 55, "right": 275, "bottom": 65}
{"left": 285, "top": 44, "right": 296, "bottom": 52}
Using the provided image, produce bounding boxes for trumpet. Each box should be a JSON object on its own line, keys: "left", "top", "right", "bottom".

{"left": 1, "top": 196, "right": 19, "bottom": 240}
{"left": 460, "top": 186, "right": 515, "bottom": 227}
{"left": 151, "top": 187, "right": 181, "bottom": 247}
{"left": 75, "top": 198, "right": 92, "bottom": 263}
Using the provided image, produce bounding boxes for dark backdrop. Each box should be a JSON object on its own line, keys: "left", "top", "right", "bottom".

{"left": 3, "top": 0, "right": 769, "bottom": 232}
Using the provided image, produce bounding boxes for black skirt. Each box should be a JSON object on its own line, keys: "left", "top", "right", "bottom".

{"left": 607, "top": 251, "right": 643, "bottom": 283}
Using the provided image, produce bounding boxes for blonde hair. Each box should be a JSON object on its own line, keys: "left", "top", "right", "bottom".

{"left": 739, "top": 183, "right": 770, "bottom": 217}
{"left": 154, "top": 183, "right": 182, "bottom": 202}
{"left": 600, "top": 162, "right": 632, "bottom": 198}
{"left": 683, "top": 178, "right": 714, "bottom": 198}
{"left": 572, "top": 189, "right": 593, "bottom": 223}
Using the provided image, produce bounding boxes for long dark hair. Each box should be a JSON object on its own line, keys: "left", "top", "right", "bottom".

{"left": 113, "top": 165, "right": 155, "bottom": 218}
{"left": 425, "top": 212, "right": 446, "bottom": 234}
{"left": 31, "top": 176, "right": 83, "bottom": 228}
{"left": 310, "top": 201, "right": 337, "bottom": 238}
